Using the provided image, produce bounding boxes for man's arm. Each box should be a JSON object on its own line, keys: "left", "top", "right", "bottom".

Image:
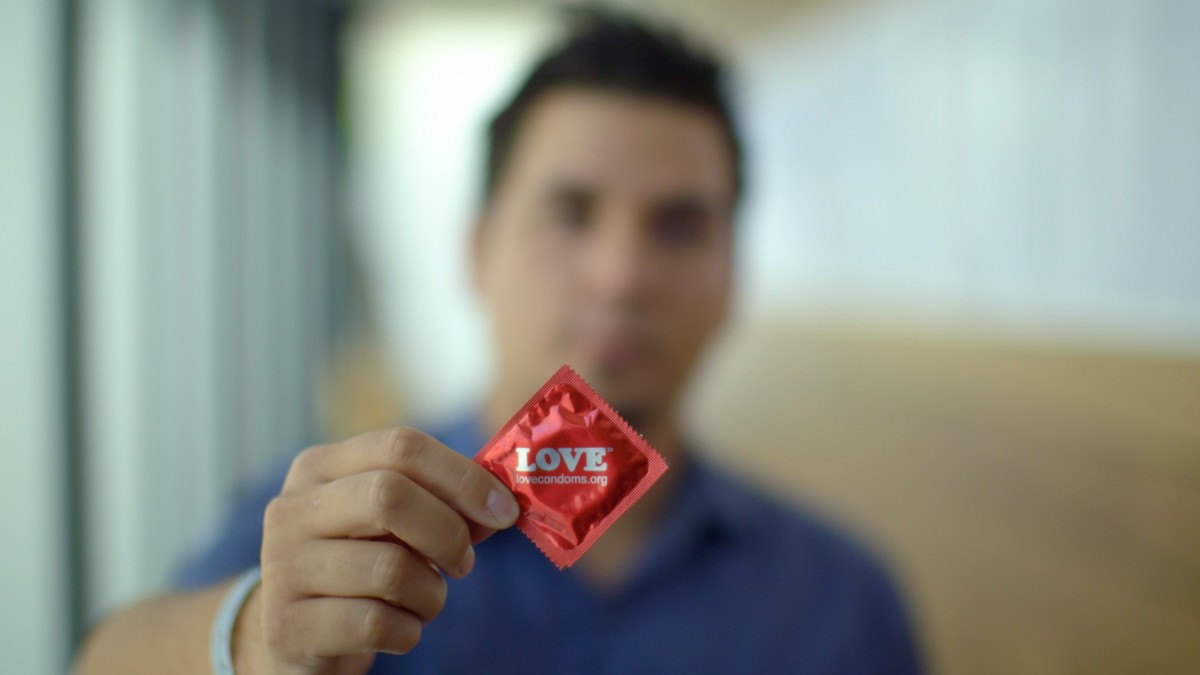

{"left": 73, "top": 427, "right": 520, "bottom": 675}
{"left": 75, "top": 582, "right": 230, "bottom": 674}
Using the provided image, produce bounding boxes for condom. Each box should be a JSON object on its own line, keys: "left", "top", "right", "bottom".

{"left": 474, "top": 364, "right": 669, "bottom": 569}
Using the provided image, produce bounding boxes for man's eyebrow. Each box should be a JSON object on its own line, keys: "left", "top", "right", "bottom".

{"left": 543, "top": 180, "right": 596, "bottom": 201}
{"left": 653, "top": 192, "right": 722, "bottom": 215}
{"left": 541, "top": 182, "right": 730, "bottom": 216}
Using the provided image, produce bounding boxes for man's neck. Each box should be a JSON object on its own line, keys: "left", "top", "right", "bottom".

{"left": 574, "top": 415, "right": 686, "bottom": 591}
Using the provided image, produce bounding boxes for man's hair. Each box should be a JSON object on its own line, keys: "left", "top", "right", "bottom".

{"left": 484, "top": 7, "right": 743, "bottom": 206}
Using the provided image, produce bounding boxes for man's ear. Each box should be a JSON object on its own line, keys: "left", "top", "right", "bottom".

{"left": 710, "top": 221, "right": 737, "bottom": 335}
{"left": 468, "top": 214, "right": 488, "bottom": 300}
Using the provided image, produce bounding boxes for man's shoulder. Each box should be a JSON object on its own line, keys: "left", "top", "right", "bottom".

{"left": 698, "top": 459, "right": 900, "bottom": 589}
{"left": 699, "top": 460, "right": 921, "bottom": 665}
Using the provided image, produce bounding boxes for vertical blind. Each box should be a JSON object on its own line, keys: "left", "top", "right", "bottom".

{"left": 77, "top": 0, "right": 354, "bottom": 638}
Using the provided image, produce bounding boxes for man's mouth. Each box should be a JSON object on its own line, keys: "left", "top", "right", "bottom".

{"left": 572, "top": 330, "right": 655, "bottom": 373}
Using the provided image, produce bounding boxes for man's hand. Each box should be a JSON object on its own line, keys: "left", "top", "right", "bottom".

{"left": 242, "top": 427, "right": 520, "bottom": 675}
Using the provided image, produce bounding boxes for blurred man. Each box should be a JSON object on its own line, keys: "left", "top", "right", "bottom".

{"left": 78, "top": 9, "right": 921, "bottom": 674}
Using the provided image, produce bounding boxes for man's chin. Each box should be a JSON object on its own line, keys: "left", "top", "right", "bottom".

{"left": 566, "top": 363, "right": 656, "bottom": 426}
{"left": 569, "top": 359, "right": 635, "bottom": 390}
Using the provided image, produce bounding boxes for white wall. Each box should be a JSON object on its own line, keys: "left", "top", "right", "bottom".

{"left": 0, "top": 2, "right": 69, "bottom": 672}
{"left": 737, "top": 0, "right": 1200, "bottom": 349}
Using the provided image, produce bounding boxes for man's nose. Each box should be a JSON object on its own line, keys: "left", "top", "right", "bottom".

{"left": 579, "top": 210, "right": 662, "bottom": 306}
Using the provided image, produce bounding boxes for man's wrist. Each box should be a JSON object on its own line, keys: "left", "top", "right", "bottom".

{"left": 211, "top": 568, "right": 262, "bottom": 675}
{"left": 232, "top": 582, "right": 271, "bottom": 675}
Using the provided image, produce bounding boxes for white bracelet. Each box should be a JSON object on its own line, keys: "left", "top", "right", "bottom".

{"left": 211, "top": 567, "right": 262, "bottom": 675}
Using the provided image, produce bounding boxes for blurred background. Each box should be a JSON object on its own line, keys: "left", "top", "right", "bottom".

{"left": 3, "top": 0, "right": 1198, "bottom": 673}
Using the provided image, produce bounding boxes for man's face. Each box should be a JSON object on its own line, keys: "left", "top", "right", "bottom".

{"left": 474, "top": 88, "right": 736, "bottom": 423}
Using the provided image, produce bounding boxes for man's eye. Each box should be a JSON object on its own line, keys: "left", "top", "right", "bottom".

{"left": 548, "top": 195, "right": 591, "bottom": 232}
{"left": 653, "top": 211, "right": 706, "bottom": 244}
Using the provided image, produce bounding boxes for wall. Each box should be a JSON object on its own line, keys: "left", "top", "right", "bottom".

{"left": 737, "top": 0, "right": 1200, "bottom": 348}
{"left": 0, "top": 2, "right": 69, "bottom": 672}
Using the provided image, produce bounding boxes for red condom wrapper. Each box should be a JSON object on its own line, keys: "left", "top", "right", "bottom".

{"left": 473, "top": 364, "right": 668, "bottom": 569}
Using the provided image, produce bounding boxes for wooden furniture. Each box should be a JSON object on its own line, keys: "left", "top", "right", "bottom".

{"left": 689, "top": 318, "right": 1200, "bottom": 674}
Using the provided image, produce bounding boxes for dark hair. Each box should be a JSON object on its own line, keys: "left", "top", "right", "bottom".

{"left": 483, "top": 7, "right": 743, "bottom": 206}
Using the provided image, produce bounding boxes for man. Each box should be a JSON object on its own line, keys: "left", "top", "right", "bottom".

{"left": 77, "top": 9, "right": 921, "bottom": 674}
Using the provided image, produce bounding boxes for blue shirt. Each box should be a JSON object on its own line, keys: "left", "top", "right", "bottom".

{"left": 178, "top": 414, "right": 922, "bottom": 674}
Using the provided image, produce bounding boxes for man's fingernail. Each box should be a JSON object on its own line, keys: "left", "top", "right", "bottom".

{"left": 486, "top": 489, "right": 519, "bottom": 525}
{"left": 458, "top": 546, "right": 475, "bottom": 577}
